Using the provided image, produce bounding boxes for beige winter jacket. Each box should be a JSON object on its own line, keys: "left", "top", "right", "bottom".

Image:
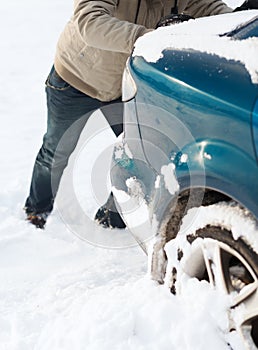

{"left": 54, "top": 0, "right": 232, "bottom": 102}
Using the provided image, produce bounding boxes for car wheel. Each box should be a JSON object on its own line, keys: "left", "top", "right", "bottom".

{"left": 166, "top": 202, "right": 258, "bottom": 349}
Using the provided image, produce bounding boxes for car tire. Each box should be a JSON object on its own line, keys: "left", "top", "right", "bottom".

{"left": 166, "top": 201, "right": 258, "bottom": 349}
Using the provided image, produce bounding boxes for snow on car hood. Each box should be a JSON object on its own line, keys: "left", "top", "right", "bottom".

{"left": 133, "top": 11, "right": 258, "bottom": 84}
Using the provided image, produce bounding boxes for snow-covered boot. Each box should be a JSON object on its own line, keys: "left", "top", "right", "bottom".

{"left": 94, "top": 192, "right": 126, "bottom": 229}
{"left": 25, "top": 210, "right": 49, "bottom": 229}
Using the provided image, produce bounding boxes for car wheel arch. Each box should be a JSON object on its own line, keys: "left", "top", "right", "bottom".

{"left": 149, "top": 185, "right": 257, "bottom": 285}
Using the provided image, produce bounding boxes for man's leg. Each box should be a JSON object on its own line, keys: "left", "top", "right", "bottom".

{"left": 25, "top": 66, "right": 103, "bottom": 227}
{"left": 93, "top": 100, "right": 126, "bottom": 229}
{"left": 101, "top": 99, "right": 124, "bottom": 137}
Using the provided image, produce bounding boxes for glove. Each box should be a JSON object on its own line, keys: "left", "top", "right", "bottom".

{"left": 156, "top": 13, "right": 194, "bottom": 29}
{"left": 233, "top": 0, "right": 258, "bottom": 11}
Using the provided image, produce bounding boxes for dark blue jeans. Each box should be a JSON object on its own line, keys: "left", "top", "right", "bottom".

{"left": 25, "top": 66, "right": 123, "bottom": 214}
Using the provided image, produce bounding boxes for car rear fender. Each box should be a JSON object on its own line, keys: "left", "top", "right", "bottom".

{"left": 173, "top": 139, "right": 258, "bottom": 218}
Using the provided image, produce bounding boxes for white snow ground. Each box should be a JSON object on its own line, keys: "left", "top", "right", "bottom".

{"left": 0, "top": 0, "right": 253, "bottom": 349}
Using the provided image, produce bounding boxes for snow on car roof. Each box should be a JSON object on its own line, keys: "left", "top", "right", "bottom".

{"left": 133, "top": 11, "right": 258, "bottom": 84}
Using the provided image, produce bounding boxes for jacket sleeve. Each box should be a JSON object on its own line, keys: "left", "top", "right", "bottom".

{"left": 73, "top": 0, "right": 151, "bottom": 54}
{"left": 184, "top": 0, "right": 233, "bottom": 18}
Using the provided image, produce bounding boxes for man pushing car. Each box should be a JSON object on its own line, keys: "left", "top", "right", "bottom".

{"left": 24, "top": 0, "right": 258, "bottom": 229}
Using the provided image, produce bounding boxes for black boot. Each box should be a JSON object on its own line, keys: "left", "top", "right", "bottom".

{"left": 25, "top": 210, "right": 49, "bottom": 229}
{"left": 94, "top": 192, "right": 126, "bottom": 229}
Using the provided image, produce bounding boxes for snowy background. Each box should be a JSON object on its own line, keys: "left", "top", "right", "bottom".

{"left": 0, "top": 0, "right": 252, "bottom": 349}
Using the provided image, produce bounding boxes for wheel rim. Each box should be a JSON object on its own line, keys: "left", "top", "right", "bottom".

{"left": 183, "top": 237, "right": 258, "bottom": 349}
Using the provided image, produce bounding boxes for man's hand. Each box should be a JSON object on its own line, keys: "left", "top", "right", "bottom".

{"left": 156, "top": 14, "right": 194, "bottom": 29}
{"left": 234, "top": 0, "right": 258, "bottom": 11}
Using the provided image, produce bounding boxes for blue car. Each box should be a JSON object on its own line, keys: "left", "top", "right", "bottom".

{"left": 111, "top": 12, "right": 258, "bottom": 348}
